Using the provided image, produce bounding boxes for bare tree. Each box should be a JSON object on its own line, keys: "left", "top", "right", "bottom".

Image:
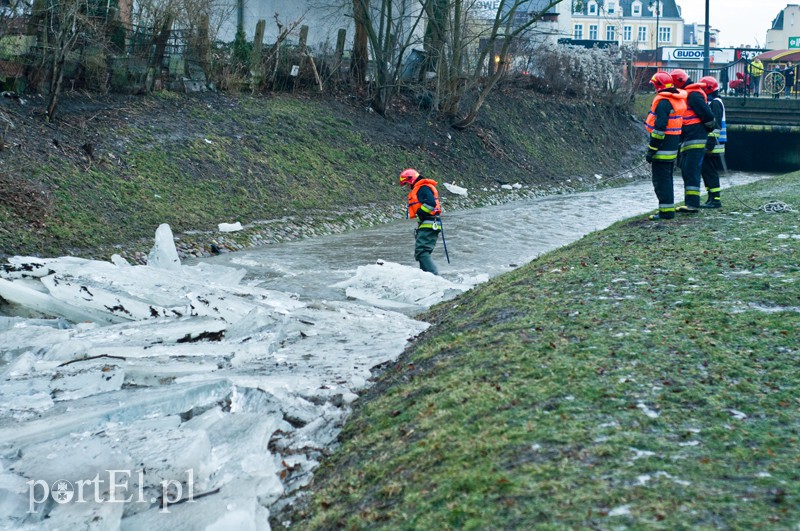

{"left": 350, "top": 0, "right": 368, "bottom": 88}
{"left": 353, "top": 0, "right": 427, "bottom": 115}
{"left": 0, "top": 0, "right": 33, "bottom": 38}
{"left": 443, "top": 0, "right": 565, "bottom": 129}
{"left": 40, "top": 0, "right": 99, "bottom": 120}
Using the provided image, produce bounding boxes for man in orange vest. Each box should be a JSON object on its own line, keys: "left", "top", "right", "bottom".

{"left": 644, "top": 72, "right": 687, "bottom": 220}
{"left": 399, "top": 168, "right": 442, "bottom": 274}
{"left": 670, "top": 69, "right": 717, "bottom": 213}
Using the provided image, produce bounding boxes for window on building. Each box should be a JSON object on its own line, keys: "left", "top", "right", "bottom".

{"left": 632, "top": 1, "right": 642, "bottom": 16}
{"left": 658, "top": 26, "right": 671, "bottom": 43}
{"left": 638, "top": 26, "right": 647, "bottom": 42}
{"left": 588, "top": 1, "right": 597, "bottom": 15}
{"left": 607, "top": 1, "right": 616, "bottom": 14}
{"left": 623, "top": 25, "right": 632, "bottom": 41}
{"left": 589, "top": 24, "right": 598, "bottom": 40}
{"left": 606, "top": 26, "right": 616, "bottom": 41}
{"left": 574, "top": 24, "right": 584, "bottom": 39}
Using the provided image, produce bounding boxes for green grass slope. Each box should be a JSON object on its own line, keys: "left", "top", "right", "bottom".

{"left": 0, "top": 90, "right": 643, "bottom": 258}
{"left": 280, "top": 173, "right": 800, "bottom": 529}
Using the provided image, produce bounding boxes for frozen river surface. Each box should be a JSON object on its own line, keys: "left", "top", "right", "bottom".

{"left": 0, "top": 173, "right": 767, "bottom": 529}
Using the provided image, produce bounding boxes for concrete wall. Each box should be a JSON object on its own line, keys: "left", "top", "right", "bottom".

{"left": 216, "top": 1, "right": 357, "bottom": 50}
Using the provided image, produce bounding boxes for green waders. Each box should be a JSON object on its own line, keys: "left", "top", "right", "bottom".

{"left": 414, "top": 225, "right": 440, "bottom": 275}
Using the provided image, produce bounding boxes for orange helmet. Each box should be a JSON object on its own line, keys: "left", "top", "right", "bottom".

{"left": 669, "top": 68, "right": 690, "bottom": 88}
{"left": 399, "top": 168, "right": 419, "bottom": 186}
{"left": 650, "top": 71, "right": 674, "bottom": 92}
{"left": 699, "top": 75, "right": 719, "bottom": 94}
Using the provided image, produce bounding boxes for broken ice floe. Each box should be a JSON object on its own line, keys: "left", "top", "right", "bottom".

{"left": 332, "top": 260, "right": 471, "bottom": 311}
{"left": 0, "top": 223, "right": 430, "bottom": 529}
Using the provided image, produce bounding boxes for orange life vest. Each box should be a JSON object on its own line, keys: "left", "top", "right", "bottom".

{"left": 407, "top": 178, "right": 440, "bottom": 220}
{"left": 645, "top": 90, "right": 687, "bottom": 136}
{"left": 681, "top": 83, "right": 708, "bottom": 126}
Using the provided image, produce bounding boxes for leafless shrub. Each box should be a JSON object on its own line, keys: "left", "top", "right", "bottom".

{"left": 522, "top": 42, "right": 633, "bottom": 104}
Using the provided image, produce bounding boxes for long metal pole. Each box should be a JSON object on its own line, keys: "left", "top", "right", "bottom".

{"left": 656, "top": 1, "right": 660, "bottom": 53}
{"left": 703, "top": 0, "right": 711, "bottom": 75}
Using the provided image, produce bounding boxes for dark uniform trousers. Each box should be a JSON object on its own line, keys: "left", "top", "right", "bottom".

{"left": 701, "top": 155, "right": 722, "bottom": 200}
{"left": 679, "top": 148, "right": 704, "bottom": 208}
{"left": 652, "top": 161, "right": 676, "bottom": 219}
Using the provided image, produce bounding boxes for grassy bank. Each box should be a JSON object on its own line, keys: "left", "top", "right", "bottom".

{"left": 0, "top": 90, "right": 643, "bottom": 259}
{"left": 279, "top": 172, "right": 800, "bottom": 529}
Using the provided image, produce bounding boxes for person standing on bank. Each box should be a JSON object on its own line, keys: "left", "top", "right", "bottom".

{"left": 771, "top": 63, "right": 783, "bottom": 99}
{"left": 699, "top": 75, "right": 726, "bottom": 208}
{"left": 748, "top": 58, "right": 764, "bottom": 97}
{"left": 399, "top": 168, "right": 442, "bottom": 274}
{"left": 670, "top": 69, "right": 717, "bottom": 213}
{"left": 784, "top": 61, "right": 796, "bottom": 98}
{"left": 644, "top": 72, "right": 687, "bottom": 221}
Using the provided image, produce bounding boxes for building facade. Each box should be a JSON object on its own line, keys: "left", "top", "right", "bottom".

{"left": 569, "top": 0, "right": 684, "bottom": 49}
{"left": 683, "top": 22, "right": 719, "bottom": 47}
{"left": 766, "top": 4, "right": 800, "bottom": 49}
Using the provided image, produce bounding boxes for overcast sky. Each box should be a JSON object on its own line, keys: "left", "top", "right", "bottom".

{"left": 677, "top": 0, "right": 791, "bottom": 48}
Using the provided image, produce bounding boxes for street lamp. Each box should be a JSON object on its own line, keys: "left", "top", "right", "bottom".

{"left": 650, "top": 0, "right": 660, "bottom": 54}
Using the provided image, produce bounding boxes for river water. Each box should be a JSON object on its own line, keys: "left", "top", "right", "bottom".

{"left": 199, "top": 171, "right": 769, "bottom": 307}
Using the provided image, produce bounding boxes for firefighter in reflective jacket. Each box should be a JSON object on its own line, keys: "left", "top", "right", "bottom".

{"left": 699, "top": 75, "right": 725, "bottom": 208}
{"left": 399, "top": 168, "right": 442, "bottom": 274}
{"left": 645, "top": 71, "right": 687, "bottom": 220}
{"left": 670, "top": 69, "right": 717, "bottom": 212}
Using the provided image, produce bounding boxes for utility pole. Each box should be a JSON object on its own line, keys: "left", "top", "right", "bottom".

{"left": 650, "top": 0, "right": 660, "bottom": 60}
{"left": 703, "top": 0, "right": 711, "bottom": 75}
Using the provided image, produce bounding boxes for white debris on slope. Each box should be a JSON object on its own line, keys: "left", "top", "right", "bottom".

{"left": 442, "top": 182, "right": 468, "bottom": 196}
{"left": 0, "top": 224, "right": 431, "bottom": 530}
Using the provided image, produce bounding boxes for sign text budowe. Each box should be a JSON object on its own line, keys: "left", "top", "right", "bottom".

{"left": 662, "top": 47, "right": 734, "bottom": 64}
{"left": 789, "top": 36, "right": 800, "bottom": 49}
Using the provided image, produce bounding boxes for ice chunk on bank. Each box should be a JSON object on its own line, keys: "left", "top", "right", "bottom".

{"left": 443, "top": 182, "right": 468, "bottom": 196}
{"left": 332, "top": 260, "right": 469, "bottom": 309}
{"left": 147, "top": 223, "right": 181, "bottom": 271}
{"left": 218, "top": 222, "right": 243, "bottom": 232}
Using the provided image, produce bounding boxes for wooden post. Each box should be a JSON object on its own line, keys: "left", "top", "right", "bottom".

{"left": 197, "top": 14, "right": 211, "bottom": 71}
{"left": 334, "top": 29, "right": 346, "bottom": 80}
{"left": 251, "top": 19, "right": 266, "bottom": 89}
{"left": 297, "top": 25, "right": 323, "bottom": 92}
{"left": 298, "top": 25, "right": 309, "bottom": 49}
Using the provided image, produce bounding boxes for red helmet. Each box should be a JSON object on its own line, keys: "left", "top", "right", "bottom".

{"left": 669, "top": 68, "right": 690, "bottom": 88}
{"left": 650, "top": 72, "right": 674, "bottom": 92}
{"left": 699, "top": 75, "right": 719, "bottom": 94}
{"left": 399, "top": 168, "right": 420, "bottom": 186}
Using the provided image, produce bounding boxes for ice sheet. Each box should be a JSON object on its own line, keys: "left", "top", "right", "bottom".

{"left": 0, "top": 224, "right": 435, "bottom": 528}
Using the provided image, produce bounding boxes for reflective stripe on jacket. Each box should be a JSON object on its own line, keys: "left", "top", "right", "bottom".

{"left": 711, "top": 98, "right": 727, "bottom": 153}
{"left": 407, "top": 178, "right": 440, "bottom": 220}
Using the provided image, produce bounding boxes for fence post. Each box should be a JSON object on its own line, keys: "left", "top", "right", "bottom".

{"left": 251, "top": 19, "right": 266, "bottom": 90}
{"left": 335, "top": 28, "right": 346, "bottom": 80}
